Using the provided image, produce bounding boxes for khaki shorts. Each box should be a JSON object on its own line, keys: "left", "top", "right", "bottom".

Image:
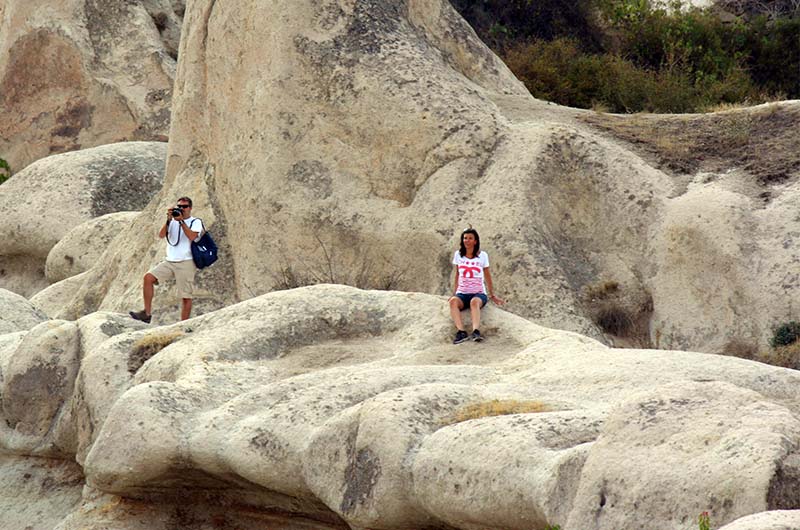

{"left": 150, "top": 260, "right": 197, "bottom": 299}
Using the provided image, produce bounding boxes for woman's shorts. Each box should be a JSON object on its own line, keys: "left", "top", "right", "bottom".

{"left": 150, "top": 259, "right": 197, "bottom": 299}
{"left": 456, "top": 293, "right": 487, "bottom": 309}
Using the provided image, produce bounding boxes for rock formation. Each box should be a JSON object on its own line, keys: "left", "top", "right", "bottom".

{"left": 0, "top": 0, "right": 181, "bottom": 172}
{"left": 36, "top": 0, "right": 798, "bottom": 355}
{"left": 46, "top": 212, "right": 140, "bottom": 284}
{"left": 3, "top": 285, "right": 800, "bottom": 529}
{"left": 0, "top": 142, "right": 166, "bottom": 297}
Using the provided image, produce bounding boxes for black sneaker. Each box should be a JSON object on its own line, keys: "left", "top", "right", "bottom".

{"left": 129, "top": 310, "right": 152, "bottom": 324}
{"left": 453, "top": 330, "right": 469, "bottom": 344}
{"left": 471, "top": 330, "right": 484, "bottom": 342}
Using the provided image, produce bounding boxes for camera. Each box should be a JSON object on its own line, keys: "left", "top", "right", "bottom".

{"left": 171, "top": 208, "right": 182, "bottom": 217}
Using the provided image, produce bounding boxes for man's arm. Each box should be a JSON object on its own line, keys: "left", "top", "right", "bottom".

{"left": 179, "top": 220, "right": 200, "bottom": 241}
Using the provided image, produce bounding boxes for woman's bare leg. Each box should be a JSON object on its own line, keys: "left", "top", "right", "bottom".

{"left": 449, "top": 297, "right": 465, "bottom": 330}
{"left": 469, "top": 296, "right": 483, "bottom": 331}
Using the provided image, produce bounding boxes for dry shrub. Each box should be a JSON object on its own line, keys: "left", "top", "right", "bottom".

{"left": 128, "top": 330, "right": 183, "bottom": 373}
{"left": 271, "top": 230, "right": 406, "bottom": 292}
{"left": 759, "top": 342, "right": 800, "bottom": 369}
{"left": 722, "top": 339, "right": 758, "bottom": 360}
{"left": 583, "top": 280, "right": 653, "bottom": 347}
{"left": 443, "top": 399, "right": 549, "bottom": 426}
{"left": 584, "top": 280, "right": 619, "bottom": 301}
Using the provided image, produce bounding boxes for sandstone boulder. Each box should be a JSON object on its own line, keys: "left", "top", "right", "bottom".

{"left": 46, "top": 212, "right": 139, "bottom": 283}
{"left": 0, "top": 0, "right": 180, "bottom": 171}
{"left": 0, "top": 288, "right": 48, "bottom": 334}
{"left": 3, "top": 285, "right": 796, "bottom": 529}
{"left": 0, "top": 142, "right": 165, "bottom": 297}
{"left": 567, "top": 381, "right": 800, "bottom": 529}
{"left": 30, "top": 272, "right": 91, "bottom": 319}
{"left": 2, "top": 285, "right": 800, "bottom": 527}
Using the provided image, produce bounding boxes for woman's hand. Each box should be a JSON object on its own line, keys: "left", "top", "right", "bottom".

{"left": 490, "top": 294, "right": 505, "bottom": 305}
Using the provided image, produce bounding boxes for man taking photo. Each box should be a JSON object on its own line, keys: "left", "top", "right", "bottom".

{"left": 130, "top": 196, "right": 204, "bottom": 323}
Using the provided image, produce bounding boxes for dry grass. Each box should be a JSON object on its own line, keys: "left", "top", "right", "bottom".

{"left": 584, "top": 280, "right": 620, "bottom": 301}
{"left": 759, "top": 341, "right": 800, "bottom": 369}
{"left": 722, "top": 339, "right": 758, "bottom": 360}
{"left": 443, "top": 399, "right": 549, "bottom": 426}
{"left": 581, "top": 103, "right": 800, "bottom": 184}
{"left": 128, "top": 330, "right": 183, "bottom": 373}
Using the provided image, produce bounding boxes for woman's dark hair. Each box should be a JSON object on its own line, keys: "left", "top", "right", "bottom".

{"left": 459, "top": 228, "right": 480, "bottom": 258}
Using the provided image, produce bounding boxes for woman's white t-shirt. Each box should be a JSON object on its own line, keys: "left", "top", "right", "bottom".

{"left": 453, "top": 250, "right": 489, "bottom": 294}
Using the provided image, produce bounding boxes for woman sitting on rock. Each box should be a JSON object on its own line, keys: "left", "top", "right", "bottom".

{"left": 449, "top": 227, "right": 504, "bottom": 344}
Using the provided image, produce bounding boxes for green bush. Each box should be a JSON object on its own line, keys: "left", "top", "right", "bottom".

{"left": 0, "top": 158, "right": 10, "bottom": 185}
{"left": 453, "top": 0, "right": 798, "bottom": 113}
{"left": 771, "top": 321, "right": 800, "bottom": 348}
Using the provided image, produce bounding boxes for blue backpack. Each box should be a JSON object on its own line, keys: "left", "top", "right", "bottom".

{"left": 189, "top": 219, "right": 218, "bottom": 269}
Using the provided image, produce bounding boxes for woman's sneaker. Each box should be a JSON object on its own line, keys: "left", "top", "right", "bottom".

{"left": 471, "top": 330, "right": 484, "bottom": 342}
{"left": 453, "top": 330, "right": 469, "bottom": 344}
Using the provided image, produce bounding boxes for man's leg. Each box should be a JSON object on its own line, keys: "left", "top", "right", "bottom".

{"left": 181, "top": 298, "right": 192, "bottom": 320}
{"left": 143, "top": 273, "right": 158, "bottom": 315}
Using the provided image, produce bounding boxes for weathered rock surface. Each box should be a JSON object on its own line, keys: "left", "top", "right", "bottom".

{"left": 3, "top": 285, "right": 800, "bottom": 529}
{"left": 30, "top": 272, "right": 91, "bottom": 319}
{"left": 0, "top": 0, "right": 180, "bottom": 171}
{"left": 45, "top": 0, "right": 800, "bottom": 356}
{"left": 0, "top": 455, "right": 83, "bottom": 530}
{"left": 46, "top": 212, "right": 139, "bottom": 283}
{"left": 718, "top": 510, "right": 800, "bottom": 530}
{"left": 0, "top": 288, "right": 48, "bottom": 334}
{"left": 0, "top": 142, "right": 165, "bottom": 297}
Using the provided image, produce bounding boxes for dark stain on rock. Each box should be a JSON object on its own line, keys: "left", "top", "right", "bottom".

{"left": 249, "top": 428, "right": 289, "bottom": 459}
{"left": 340, "top": 448, "right": 381, "bottom": 513}
{"left": 0, "top": 30, "right": 86, "bottom": 107}
{"left": 288, "top": 160, "right": 333, "bottom": 198}
{"left": 768, "top": 453, "right": 800, "bottom": 509}
{"left": 52, "top": 98, "right": 94, "bottom": 138}
{"left": 85, "top": 148, "right": 165, "bottom": 217}
{"left": 5, "top": 363, "right": 68, "bottom": 435}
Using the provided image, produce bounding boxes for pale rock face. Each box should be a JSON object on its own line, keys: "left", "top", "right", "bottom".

{"left": 0, "top": 142, "right": 165, "bottom": 297}
{"left": 30, "top": 272, "right": 91, "bottom": 318}
{"left": 567, "top": 381, "right": 800, "bottom": 529}
{"left": 1, "top": 320, "right": 81, "bottom": 456}
{"left": 46, "top": 212, "right": 140, "bottom": 284}
{"left": 0, "top": 455, "right": 84, "bottom": 530}
{"left": 0, "top": 285, "right": 800, "bottom": 530}
{"left": 0, "top": 0, "right": 180, "bottom": 171}
{"left": 2, "top": 285, "right": 799, "bottom": 528}
{"left": 718, "top": 510, "right": 800, "bottom": 530}
{"left": 0, "top": 288, "right": 48, "bottom": 334}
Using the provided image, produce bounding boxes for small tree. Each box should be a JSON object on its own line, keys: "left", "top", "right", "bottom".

{"left": 771, "top": 321, "right": 800, "bottom": 348}
{"left": 0, "top": 158, "right": 11, "bottom": 185}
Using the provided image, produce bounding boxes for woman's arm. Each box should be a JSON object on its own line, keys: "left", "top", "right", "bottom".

{"left": 453, "top": 265, "right": 460, "bottom": 295}
{"left": 484, "top": 267, "right": 505, "bottom": 305}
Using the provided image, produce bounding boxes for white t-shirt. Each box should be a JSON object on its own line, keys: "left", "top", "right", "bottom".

{"left": 453, "top": 250, "right": 490, "bottom": 294}
{"left": 165, "top": 216, "right": 204, "bottom": 262}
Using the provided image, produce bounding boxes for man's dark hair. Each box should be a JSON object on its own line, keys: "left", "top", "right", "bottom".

{"left": 459, "top": 228, "right": 481, "bottom": 258}
{"left": 177, "top": 196, "right": 193, "bottom": 207}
